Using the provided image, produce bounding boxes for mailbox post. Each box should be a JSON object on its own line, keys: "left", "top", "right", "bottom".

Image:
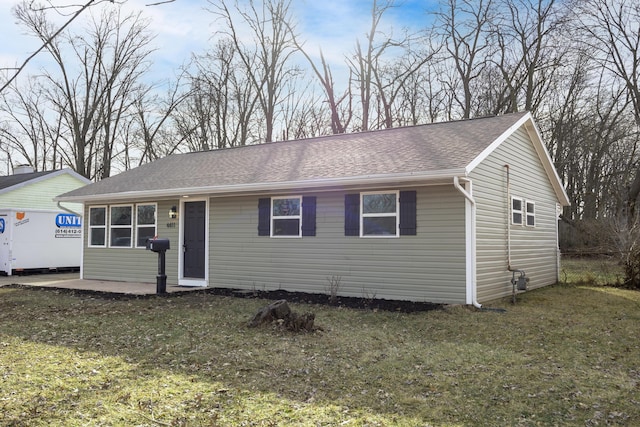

{"left": 146, "top": 238, "right": 170, "bottom": 294}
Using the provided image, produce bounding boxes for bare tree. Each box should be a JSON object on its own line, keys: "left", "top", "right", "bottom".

{"left": 292, "top": 0, "right": 423, "bottom": 133}
{"left": 13, "top": 2, "right": 154, "bottom": 179}
{"left": 179, "top": 39, "right": 259, "bottom": 150}
{"left": 0, "top": 77, "right": 64, "bottom": 171}
{"left": 279, "top": 77, "right": 326, "bottom": 140}
{"left": 373, "top": 45, "right": 437, "bottom": 129}
{"left": 174, "top": 77, "right": 217, "bottom": 152}
{"left": 573, "top": 0, "right": 640, "bottom": 218}
{"left": 210, "top": 0, "right": 300, "bottom": 143}
{"left": 347, "top": 0, "right": 406, "bottom": 131}
{"left": 0, "top": 0, "right": 107, "bottom": 94}
{"left": 484, "top": 0, "right": 567, "bottom": 115}
{"left": 434, "top": 0, "right": 495, "bottom": 119}
{"left": 127, "top": 77, "right": 189, "bottom": 167}
{"left": 542, "top": 48, "right": 598, "bottom": 221}
{"left": 289, "top": 35, "right": 352, "bottom": 134}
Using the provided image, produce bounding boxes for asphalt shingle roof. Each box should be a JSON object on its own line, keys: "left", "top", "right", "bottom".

{"left": 58, "top": 112, "right": 531, "bottom": 200}
{"left": 0, "top": 170, "right": 57, "bottom": 191}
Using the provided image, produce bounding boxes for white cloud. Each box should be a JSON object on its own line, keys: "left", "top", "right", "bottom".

{"left": 0, "top": 0, "right": 42, "bottom": 69}
{"left": 0, "top": 0, "right": 434, "bottom": 86}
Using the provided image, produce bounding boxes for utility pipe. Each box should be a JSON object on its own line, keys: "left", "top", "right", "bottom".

{"left": 505, "top": 164, "right": 512, "bottom": 270}
{"left": 504, "top": 164, "right": 522, "bottom": 273}
{"left": 453, "top": 176, "right": 482, "bottom": 309}
{"left": 504, "top": 164, "right": 529, "bottom": 306}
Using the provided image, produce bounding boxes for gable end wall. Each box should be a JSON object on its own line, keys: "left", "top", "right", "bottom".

{"left": 471, "top": 127, "right": 560, "bottom": 302}
{"left": 0, "top": 174, "right": 86, "bottom": 211}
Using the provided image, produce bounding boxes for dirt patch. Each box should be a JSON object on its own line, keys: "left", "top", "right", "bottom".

{"left": 4, "top": 283, "right": 442, "bottom": 313}
{"left": 207, "top": 287, "right": 442, "bottom": 313}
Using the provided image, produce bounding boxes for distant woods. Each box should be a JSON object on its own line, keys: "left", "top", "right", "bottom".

{"left": 1, "top": 0, "right": 640, "bottom": 254}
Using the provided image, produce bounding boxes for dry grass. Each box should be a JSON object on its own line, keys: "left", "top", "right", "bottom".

{"left": 560, "top": 256, "right": 625, "bottom": 286}
{"left": 0, "top": 274, "right": 638, "bottom": 426}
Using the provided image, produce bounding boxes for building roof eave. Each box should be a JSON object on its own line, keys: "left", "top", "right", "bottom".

{"left": 54, "top": 168, "right": 468, "bottom": 203}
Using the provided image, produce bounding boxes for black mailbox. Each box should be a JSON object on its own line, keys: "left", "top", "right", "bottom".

{"left": 146, "top": 238, "right": 170, "bottom": 295}
{"left": 146, "top": 238, "right": 170, "bottom": 252}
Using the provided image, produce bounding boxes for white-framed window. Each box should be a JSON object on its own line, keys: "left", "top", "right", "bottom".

{"left": 88, "top": 206, "right": 107, "bottom": 247}
{"left": 109, "top": 205, "right": 132, "bottom": 247}
{"left": 271, "top": 196, "right": 302, "bottom": 237}
{"left": 361, "top": 191, "right": 399, "bottom": 237}
{"left": 136, "top": 204, "right": 157, "bottom": 247}
{"left": 526, "top": 201, "right": 535, "bottom": 227}
{"left": 511, "top": 196, "right": 524, "bottom": 225}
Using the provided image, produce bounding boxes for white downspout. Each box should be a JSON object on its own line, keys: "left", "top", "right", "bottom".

{"left": 56, "top": 201, "right": 83, "bottom": 217}
{"left": 453, "top": 176, "right": 482, "bottom": 309}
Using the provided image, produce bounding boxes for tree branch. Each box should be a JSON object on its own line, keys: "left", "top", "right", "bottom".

{"left": 0, "top": 0, "right": 102, "bottom": 94}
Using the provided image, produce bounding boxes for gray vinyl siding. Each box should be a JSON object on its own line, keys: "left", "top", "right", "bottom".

{"left": 209, "top": 186, "right": 466, "bottom": 303}
{"left": 82, "top": 200, "right": 180, "bottom": 284}
{"left": 471, "top": 127, "right": 560, "bottom": 302}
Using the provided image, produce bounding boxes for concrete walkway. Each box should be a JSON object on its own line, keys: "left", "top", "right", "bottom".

{"left": 0, "top": 272, "right": 204, "bottom": 295}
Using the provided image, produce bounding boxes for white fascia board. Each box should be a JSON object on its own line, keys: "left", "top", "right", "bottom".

{"left": 465, "top": 112, "right": 570, "bottom": 207}
{"left": 0, "top": 169, "right": 91, "bottom": 196}
{"left": 54, "top": 168, "right": 467, "bottom": 203}
{"left": 60, "top": 168, "right": 92, "bottom": 184}
{"left": 0, "top": 170, "right": 57, "bottom": 196}
{"left": 465, "top": 112, "right": 533, "bottom": 173}
{"left": 523, "top": 119, "right": 571, "bottom": 207}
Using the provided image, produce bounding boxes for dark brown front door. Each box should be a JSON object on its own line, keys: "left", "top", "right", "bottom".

{"left": 183, "top": 201, "right": 206, "bottom": 279}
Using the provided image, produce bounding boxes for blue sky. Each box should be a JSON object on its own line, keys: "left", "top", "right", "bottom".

{"left": 0, "top": 0, "right": 437, "bottom": 86}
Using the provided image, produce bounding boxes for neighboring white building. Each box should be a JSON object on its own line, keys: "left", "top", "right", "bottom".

{"left": 0, "top": 166, "right": 89, "bottom": 213}
{"left": 0, "top": 167, "right": 91, "bottom": 275}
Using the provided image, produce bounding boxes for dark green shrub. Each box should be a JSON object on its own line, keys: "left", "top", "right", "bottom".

{"left": 623, "top": 247, "right": 640, "bottom": 289}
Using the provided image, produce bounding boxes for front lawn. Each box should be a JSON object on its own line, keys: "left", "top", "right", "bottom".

{"left": 0, "top": 282, "right": 638, "bottom": 426}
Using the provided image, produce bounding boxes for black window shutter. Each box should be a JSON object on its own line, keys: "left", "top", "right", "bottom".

{"left": 301, "top": 196, "right": 316, "bottom": 236}
{"left": 344, "top": 194, "right": 360, "bottom": 236}
{"left": 258, "top": 198, "right": 270, "bottom": 236}
{"left": 399, "top": 190, "right": 417, "bottom": 235}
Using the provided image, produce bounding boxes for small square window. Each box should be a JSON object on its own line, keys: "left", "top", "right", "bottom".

{"left": 526, "top": 201, "right": 535, "bottom": 227}
{"left": 512, "top": 197, "right": 523, "bottom": 225}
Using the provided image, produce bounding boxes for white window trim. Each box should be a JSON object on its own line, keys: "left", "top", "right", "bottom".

{"left": 135, "top": 203, "right": 157, "bottom": 248}
{"left": 360, "top": 190, "right": 400, "bottom": 238}
{"left": 271, "top": 195, "right": 302, "bottom": 238}
{"left": 526, "top": 201, "right": 536, "bottom": 227}
{"left": 511, "top": 196, "right": 524, "bottom": 226}
{"left": 109, "top": 204, "right": 133, "bottom": 248}
{"left": 88, "top": 206, "right": 107, "bottom": 248}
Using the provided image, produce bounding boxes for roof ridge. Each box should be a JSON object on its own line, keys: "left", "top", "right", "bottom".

{"left": 179, "top": 111, "right": 530, "bottom": 157}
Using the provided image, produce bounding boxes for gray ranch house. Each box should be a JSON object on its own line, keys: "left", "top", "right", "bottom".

{"left": 56, "top": 112, "right": 570, "bottom": 306}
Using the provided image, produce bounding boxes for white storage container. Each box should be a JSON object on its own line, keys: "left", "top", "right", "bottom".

{"left": 0, "top": 209, "right": 82, "bottom": 275}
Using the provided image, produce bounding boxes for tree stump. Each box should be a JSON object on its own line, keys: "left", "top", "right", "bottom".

{"left": 284, "top": 311, "right": 315, "bottom": 332}
{"left": 248, "top": 299, "right": 316, "bottom": 331}
{"left": 248, "top": 299, "right": 291, "bottom": 327}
